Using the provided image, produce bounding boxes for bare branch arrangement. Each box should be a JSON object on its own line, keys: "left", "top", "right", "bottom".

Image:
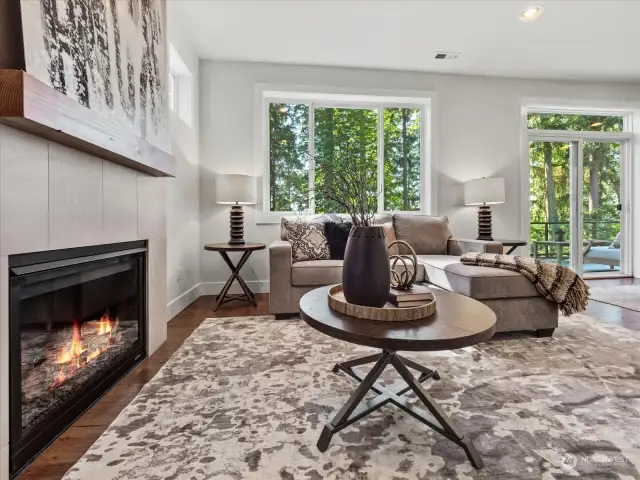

{"left": 305, "top": 152, "right": 379, "bottom": 226}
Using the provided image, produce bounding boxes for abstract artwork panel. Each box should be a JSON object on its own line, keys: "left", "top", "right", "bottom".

{"left": 20, "top": 0, "right": 169, "bottom": 152}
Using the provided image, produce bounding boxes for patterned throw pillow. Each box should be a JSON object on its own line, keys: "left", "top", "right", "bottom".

{"left": 282, "top": 220, "right": 330, "bottom": 263}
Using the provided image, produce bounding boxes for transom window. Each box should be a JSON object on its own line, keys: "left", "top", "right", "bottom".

{"left": 264, "top": 91, "right": 430, "bottom": 216}
{"left": 527, "top": 112, "right": 625, "bottom": 132}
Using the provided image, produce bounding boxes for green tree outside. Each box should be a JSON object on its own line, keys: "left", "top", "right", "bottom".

{"left": 269, "top": 103, "right": 422, "bottom": 214}
{"left": 528, "top": 113, "right": 622, "bottom": 256}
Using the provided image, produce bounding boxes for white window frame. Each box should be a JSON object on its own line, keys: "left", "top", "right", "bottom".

{"left": 254, "top": 84, "right": 436, "bottom": 224}
{"left": 520, "top": 100, "right": 636, "bottom": 276}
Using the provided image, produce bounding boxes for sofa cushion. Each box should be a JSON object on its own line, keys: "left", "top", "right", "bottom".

{"left": 393, "top": 215, "right": 452, "bottom": 255}
{"left": 282, "top": 220, "right": 330, "bottom": 263}
{"left": 372, "top": 213, "right": 393, "bottom": 225}
{"left": 291, "top": 258, "right": 425, "bottom": 286}
{"left": 281, "top": 215, "right": 341, "bottom": 240}
{"left": 381, "top": 222, "right": 399, "bottom": 256}
{"left": 292, "top": 260, "right": 343, "bottom": 286}
{"left": 324, "top": 221, "right": 352, "bottom": 260}
{"left": 417, "top": 255, "right": 540, "bottom": 299}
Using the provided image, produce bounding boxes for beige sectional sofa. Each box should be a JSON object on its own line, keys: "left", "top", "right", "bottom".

{"left": 269, "top": 214, "right": 558, "bottom": 336}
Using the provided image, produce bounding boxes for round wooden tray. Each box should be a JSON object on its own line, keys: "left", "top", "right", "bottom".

{"left": 327, "top": 284, "right": 436, "bottom": 322}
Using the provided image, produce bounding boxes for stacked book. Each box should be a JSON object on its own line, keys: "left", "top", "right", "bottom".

{"left": 388, "top": 285, "right": 432, "bottom": 308}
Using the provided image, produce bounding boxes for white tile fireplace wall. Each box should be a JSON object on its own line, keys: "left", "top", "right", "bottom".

{"left": 0, "top": 125, "right": 168, "bottom": 479}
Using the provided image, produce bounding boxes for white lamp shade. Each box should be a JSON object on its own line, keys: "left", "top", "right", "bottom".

{"left": 464, "top": 177, "right": 505, "bottom": 205}
{"left": 215, "top": 174, "right": 256, "bottom": 205}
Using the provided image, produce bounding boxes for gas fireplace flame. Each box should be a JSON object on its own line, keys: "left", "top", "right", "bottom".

{"left": 98, "top": 312, "right": 114, "bottom": 336}
{"left": 55, "top": 322, "right": 86, "bottom": 365}
{"left": 50, "top": 311, "right": 119, "bottom": 390}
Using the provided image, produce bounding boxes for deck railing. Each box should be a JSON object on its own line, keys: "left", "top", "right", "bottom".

{"left": 530, "top": 220, "right": 619, "bottom": 258}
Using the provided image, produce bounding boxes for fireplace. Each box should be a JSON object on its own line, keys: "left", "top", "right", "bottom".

{"left": 8, "top": 241, "right": 147, "bottom": 475}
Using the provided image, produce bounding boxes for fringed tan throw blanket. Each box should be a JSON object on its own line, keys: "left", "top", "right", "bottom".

{"left": 461, "top": 253, "right": 590, "bottom": 316}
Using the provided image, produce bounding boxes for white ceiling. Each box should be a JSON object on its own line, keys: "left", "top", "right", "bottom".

{"left": 169, "top": 0, "right": 640, "bottom": 82}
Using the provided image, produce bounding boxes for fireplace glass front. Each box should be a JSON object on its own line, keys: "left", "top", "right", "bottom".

{"left": 9, "top": 242, "right": 147, "bottom": 475}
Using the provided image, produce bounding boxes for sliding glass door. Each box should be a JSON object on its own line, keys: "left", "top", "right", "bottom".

{"left": 529, "top": 137, "right": 628, "bottom": 277}
{"left": 582, "top": 141, "right": 623, "bottom": 275}
{"left": 529, "top": 140, "right": 579, "bottom": 270}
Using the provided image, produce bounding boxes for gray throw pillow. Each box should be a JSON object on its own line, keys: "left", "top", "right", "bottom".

{"left": 282, "top": 219, "right": 330, "bottom": 263}
{"left": 381, "top": 222, "right": 400, "bottom": 256}
{"left": 392, "top": 214, "right": 452, "bottom": 255}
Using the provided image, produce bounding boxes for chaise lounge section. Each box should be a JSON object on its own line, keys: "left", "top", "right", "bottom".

{"left": 270, "top": 214, "right": 558, "bottom": 336}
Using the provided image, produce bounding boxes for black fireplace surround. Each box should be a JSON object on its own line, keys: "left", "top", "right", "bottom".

{"left": 9, "top": 241, "right": 147, "bottom": 475}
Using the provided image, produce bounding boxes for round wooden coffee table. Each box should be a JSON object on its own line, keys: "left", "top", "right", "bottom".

{"left": 299, "top": 285, "right": 496, "bottom": 469}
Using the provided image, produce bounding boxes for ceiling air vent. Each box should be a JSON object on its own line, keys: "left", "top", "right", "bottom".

{"left": 435, "top": 52, "right": 460, "bottom": 60}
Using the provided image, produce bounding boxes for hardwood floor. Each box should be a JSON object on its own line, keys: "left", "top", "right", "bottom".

{"left": 18, "top": 281, "right": 640, "bottom": 479}
{"left": 585, "top": 277, "right": 640, "bottom": 331}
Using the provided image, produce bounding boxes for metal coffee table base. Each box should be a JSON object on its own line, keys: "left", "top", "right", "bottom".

{"left": 317, "top": 351, "right": 483, "bottom": 469}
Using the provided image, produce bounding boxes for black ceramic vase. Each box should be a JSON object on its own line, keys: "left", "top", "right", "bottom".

{"left": 342, "top": 226, "right": 390, "bottom": 308}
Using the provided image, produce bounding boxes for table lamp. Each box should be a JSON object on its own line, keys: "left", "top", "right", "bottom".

{"left": 464, "top": 177, "right": 505, "bottom": 241}
{"left": 215, "top": 174, "right": 256, "bottom": 244}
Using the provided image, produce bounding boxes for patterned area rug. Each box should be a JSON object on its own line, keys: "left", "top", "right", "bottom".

{"left": 64, "top": 315, "right": 640, "bottom": 480}
{"left": 590, "top": 285, "right": 640, "bottom": 312}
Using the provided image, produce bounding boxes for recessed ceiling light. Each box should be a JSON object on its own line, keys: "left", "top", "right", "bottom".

{"left": 521, "top": 6, "right": 543, "bottom": 20}
{"left": 590, "top": 121, "right": 603, "bottom": 127}
{"left": 279, "top": 106, "right": 288, "bottom": 113}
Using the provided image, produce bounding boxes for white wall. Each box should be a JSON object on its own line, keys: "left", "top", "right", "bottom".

{"left": 166, "top": 12, "right": 201, "bottom": 318}
{"left": 199, "top": 60, "right": 640, "bottom": 288}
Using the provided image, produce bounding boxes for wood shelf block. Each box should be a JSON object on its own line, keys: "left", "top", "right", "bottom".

{"left": 0, "top": 69, "right": 175, "bottom": 177}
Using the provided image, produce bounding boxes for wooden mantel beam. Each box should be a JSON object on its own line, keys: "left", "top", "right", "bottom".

{"left": 0, "top": 69, "right": 175, "bottom": 177}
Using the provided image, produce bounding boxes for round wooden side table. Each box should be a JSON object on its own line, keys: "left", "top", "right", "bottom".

{"left": 299, "top": 285, "right": 496, "bottom": 469}
{"left": 204, "top": 242, "right": 265, "bottom": 311}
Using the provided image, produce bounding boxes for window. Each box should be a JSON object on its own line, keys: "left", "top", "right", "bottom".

{"left": 266, "top": 94, "right": 427, "bottom": 215}
{"left": 384, "top": 108, "right": 421, "bottom": 211}
{"left": 313, "top": 107, "right": 378, "bottom": 214}
{"left": 269, "top": 103, "right": 309, "bottom": 212}
{"left": 527, "top": 112, "right": 624, "bottom": 132}
{"left": 168, "top": 72, "right": 177, "bottom": 112}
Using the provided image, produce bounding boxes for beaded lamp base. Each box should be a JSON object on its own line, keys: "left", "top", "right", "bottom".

{"left": 476, "top": 205, "right": 493, "bottom": 241}
{"left": 228, "top": 204, "right": 245, "bottom": 244}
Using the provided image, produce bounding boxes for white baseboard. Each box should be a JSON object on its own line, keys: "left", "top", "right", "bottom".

{"left": 167, "top": 283, "right": 203, "bottom": 320}
{"left": 201, "top": 280, "right": 270, "bottom": 296}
